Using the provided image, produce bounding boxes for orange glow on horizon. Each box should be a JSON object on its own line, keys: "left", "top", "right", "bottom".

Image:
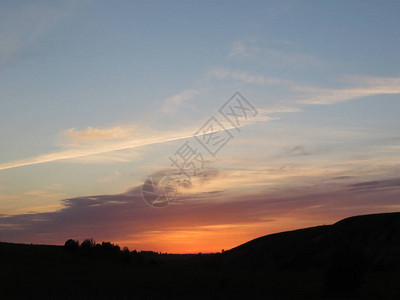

{"left": 115, "top": 214, "right": 338, "bottom": 253}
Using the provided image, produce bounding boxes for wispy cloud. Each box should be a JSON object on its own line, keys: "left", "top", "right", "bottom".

{"left": 1, "top": 174, "right": 399, "bottom": 252}
{"left": 0, "top": 117, "right": 269, "bottom": 171}
{"left": 160, "top": 89, "right": 199, "bottom": 114}
{"left": 284, "top": 145, "right": 312, "bottom": 157}
{"left": 348, "top": 178, "right": 400, "bottom": 192}
{"left": 294, "top": 82, "right": 400, "bottom": 105}
{"left": 65, "top": 150, "right": 143, "bottom": 164}
{"left": 98, "top": 170, "right": 121, "bottom": 183}
{"left": 346, "top": 75, "right": 400, "bottom": 88}
{"left": 209, "top": 66, "right": 400, "bottom": 106}
{"left": 0, "top": 3, "right": 76, "bottom": 64}
{"left": 209, "top": 68, "right": 289, "bottom": 85}
{"left": 0, "top": 128, "right": 194, "bottom": 171}
{"left": 257, "top": 106, "right": 303, "bottom": 114}
{"left": 228, "top": 40, "right": 249, "bottom": 58}
{"left": 2, "top": 71, "right": 398, "bottom": 171}
{"left": 60, "top": 125, "right": 138, "bottom": 147}
{"left": 228, "top": 40, "right": 326, "bottom": 67}
{"left": 24, "top": 184, "right": 64, "bottom": 198}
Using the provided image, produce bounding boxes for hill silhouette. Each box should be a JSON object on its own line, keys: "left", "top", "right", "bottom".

{"left": 1, "top": 212, "right": 400, "bottom": 299}
{"left": 224, "top": 212, "right": 400, "bottom": 269}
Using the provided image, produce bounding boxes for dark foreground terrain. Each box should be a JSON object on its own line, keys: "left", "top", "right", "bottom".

{"left": 1, "top": 212, "right": 400, "bottom": 299}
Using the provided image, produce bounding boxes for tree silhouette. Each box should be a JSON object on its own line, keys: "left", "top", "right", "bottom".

{"left": 64, "top": 239, "right": 79, "bottom": 252}
{"left": 80, "top": 238, "right": 96, "bottom": 256}
{"left": 81, "top": 238, "right": 96, "bottom": 248}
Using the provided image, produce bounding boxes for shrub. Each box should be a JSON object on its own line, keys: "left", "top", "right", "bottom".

{"left": 101, "top": 241, "right": 114, "bottom": 251}
{"left": 64, "top": 239, "right": 79, "bottom": 252}
{"left": 81, "top": 238, "right": 96, "bottom": 248}
{"left": 80, "top": 238, "right": 96, "bottom": 256}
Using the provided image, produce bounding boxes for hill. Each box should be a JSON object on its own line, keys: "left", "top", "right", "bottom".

{"left": 224, "top": 212, "right": 400, "bottom": 269}
{"left": 1, "top": 212, "right": 400, "bottom": 299}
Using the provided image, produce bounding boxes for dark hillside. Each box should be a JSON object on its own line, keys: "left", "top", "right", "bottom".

{"left": 1, "top": 212, "right": 400, "bottom": 299}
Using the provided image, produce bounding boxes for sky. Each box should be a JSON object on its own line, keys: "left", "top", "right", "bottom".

{"left": 0, "top": 0, "right": 400, "bottom": 253}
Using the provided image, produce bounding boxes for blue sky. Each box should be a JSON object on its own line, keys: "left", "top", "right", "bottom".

{"left": 0, "top": 1, "right": 400, "bottom": 252}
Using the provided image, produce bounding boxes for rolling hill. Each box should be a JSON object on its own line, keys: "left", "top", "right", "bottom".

{"left": 1, "top": 212, "right": 400, "bottom": 299}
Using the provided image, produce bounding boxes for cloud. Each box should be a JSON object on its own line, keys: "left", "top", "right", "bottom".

{"left": 98, "top": 170, "right": 121, "bottom": 183}
{"left": 229, "top": 41, "right": 249, "bottom": 58}
{"left": 0, "top": 129, "right": 190, "bottom": 171}
{"left": 0, "top": 3, "right": 77, "bottom": 64}
{"left": 272, "top": 144, "right": 333, "bottom": 158}
{"left": 294, "top": 83, "right": 400, "bottom": 105}
{"left": 228, "top": 40, "right": 326, "bottom": 67}
{"left": 285, "top": 145, "right": 311, "bottom": 156}
{"left": 210, "top": 66, "right": 400, "bottom": 106}
{"left": 209, "top": 68, "right": 289, "bottom": 85}
{"left": 213, "top": 42, "right": 400, "bottom": 106}
{"left": 0, "top": 184, "right": 66, "bottom": 215}
{"left": 3, "top": 70, "right": 397, "bottom": 172}
{"left": 348, "top": 178, "right": 400, "bottom": 192}
{"left": 160, "top": 89, "right": 199, "bottom": 114}
{"left": 24, "top": 184, "right": 64, "bottom": 199}
{"left": 257, "top": 106, "right": 303, "bottom": 114}
{"left": 1, "top": 174, "right": 399, "bottom": 252}
{"left": 0, "top": 117, "right": 267, "bottom": 171}
{"left": 65, "top": 150, "right": 142, "bottom": 164}
{"left": 346, "top": 75, "right": 400, "bottom": 88}
{"left": 56, "top": 124, "right": 147, "bottom": 163}
{"left": 62, "top": 126, "right": 135, "bottom": 142}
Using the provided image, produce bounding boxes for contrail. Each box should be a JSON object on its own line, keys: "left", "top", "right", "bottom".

{"left": 0, "top": 133, "right": 195, "bottom": 171}
{"left": 0, "top": 122, "right": 255, "bottom": 172}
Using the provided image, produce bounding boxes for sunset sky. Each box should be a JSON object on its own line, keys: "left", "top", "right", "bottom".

{"left": 1, "top": 1, "right": 400, "bottom": 253}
